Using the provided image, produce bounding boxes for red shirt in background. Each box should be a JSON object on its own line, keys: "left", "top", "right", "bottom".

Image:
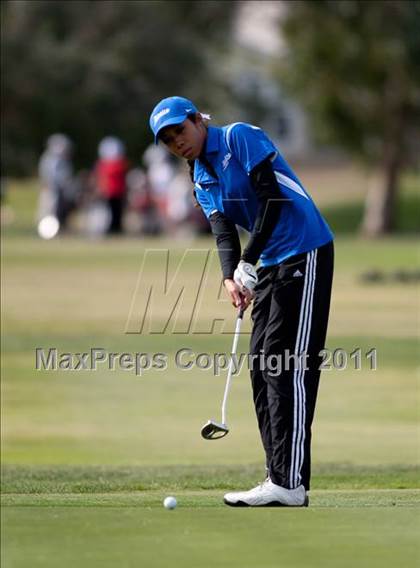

{"left": 96, "top": 158, "right": 129, "bottom": 198}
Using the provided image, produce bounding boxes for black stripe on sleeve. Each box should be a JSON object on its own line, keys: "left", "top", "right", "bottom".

{"left": 241, "top": 158, "right": 283, "bottom": 265}
{"left": 209, "top": 211, "right": 241, "bottom": 280}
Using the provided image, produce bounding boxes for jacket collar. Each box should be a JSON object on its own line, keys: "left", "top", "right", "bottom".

{"left": 203, "top": 126, "right": 220, "bottom": 155}
{"left": 194, "top": 127, "right": 221, "bottom": 184}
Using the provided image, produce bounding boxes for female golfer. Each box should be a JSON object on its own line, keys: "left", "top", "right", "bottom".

{"left": 149, "top": 96, "right": 334, "bottom": 507}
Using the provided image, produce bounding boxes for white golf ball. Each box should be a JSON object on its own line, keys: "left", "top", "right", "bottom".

{"left": 163, "top": 496, "right": 177, "bottom": 510}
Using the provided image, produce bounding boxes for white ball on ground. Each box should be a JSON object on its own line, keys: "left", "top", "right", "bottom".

{"left": 163, "top": 496, "right": 177, "bottom": 510}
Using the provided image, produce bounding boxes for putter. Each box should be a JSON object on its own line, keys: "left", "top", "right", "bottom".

{"left": 201, "top": 306, "right": 244, "bottom": 440}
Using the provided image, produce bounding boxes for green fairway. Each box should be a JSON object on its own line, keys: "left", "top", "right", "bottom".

{"left": 1, "top": 178, "right": 419, "bottom": 567}
{"left": 2, "top": 494, "right": 419, "bottom": 568}
{"left": 2, "top": 470, "right": 420, "bottom": 568}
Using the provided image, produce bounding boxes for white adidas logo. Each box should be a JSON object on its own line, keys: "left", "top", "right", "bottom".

{"left": 222, "top": 152, "right": 232, "bottom": 171}
{"left": 293, "top": 270, "right": 303, "bottom": 277}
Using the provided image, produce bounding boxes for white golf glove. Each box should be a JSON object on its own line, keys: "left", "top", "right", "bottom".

{"left": 234, "top": 260, "right": 258, "bottom": 293}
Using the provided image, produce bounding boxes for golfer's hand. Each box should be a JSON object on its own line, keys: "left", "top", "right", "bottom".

{"left": 224, "top": 278, "right": 254, "bottom": 310}
{"left": 233, "top": 261, "right": 258, "bottom": 294}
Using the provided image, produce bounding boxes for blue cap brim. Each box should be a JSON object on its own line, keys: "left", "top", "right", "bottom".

{"left": 154, "top": 113, "right": 188, "bottom": 144}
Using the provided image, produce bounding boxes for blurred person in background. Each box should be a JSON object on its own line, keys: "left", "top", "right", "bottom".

{"left": 143, "top": 144, "right": 206, "bottom": 236}
{"left": 165, "top": 164, "right": 196, "bottom": 237}
{"left": 126, "top": 167, "right": 162, "bottom": 235}
{"left": 142, "top": 144, "right": 175, "bottom": 228}
{"left": 94, "top": 136, "right": 129, "bottom": 234}
{"left": 38, "top": 134, "right": 77, "bottom": 232}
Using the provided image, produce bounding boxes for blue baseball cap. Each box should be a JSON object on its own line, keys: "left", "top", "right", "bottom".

{"left": 149, "top": 96, "right": 198, "bottom": 143}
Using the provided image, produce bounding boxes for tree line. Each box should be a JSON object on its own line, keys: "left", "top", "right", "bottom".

{"left": 2, "top": 0, "right": 419, "bottom": 235}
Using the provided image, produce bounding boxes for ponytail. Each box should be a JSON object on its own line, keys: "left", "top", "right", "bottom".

{"left": 187, "top": 112, "right": 211, "bottom": 128}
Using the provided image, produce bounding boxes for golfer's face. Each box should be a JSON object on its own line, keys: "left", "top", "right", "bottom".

{"left": 159, "top": 118, "right": 205, "bottom": 160}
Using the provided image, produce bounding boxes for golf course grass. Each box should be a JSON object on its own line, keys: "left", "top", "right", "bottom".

{"left": 2, "top": 492, "right": 418, "bottom": 568}
{"left": 1, "top": 175, "right": 419, "bottom": 567}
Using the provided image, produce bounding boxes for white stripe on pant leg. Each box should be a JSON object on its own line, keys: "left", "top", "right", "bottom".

{"left": 294, "top": 250, "right": 316, "bottom": 486}
{"left": 290, "top": 252, "right": 310, "bottom": 486}
{"left": 293, "top": 251, "right": 315, "bottom": 487}
{"left": 297, "top": 250, "right": 318, "bottom": 482}
{"left": 296, "top": 249, "right": 318, "bottom": 486}
{"left": 289, "top": 251, "right": 313, "bottom": 488}
{"left": 290, "top": 251, "right": 313, "bottom": 487}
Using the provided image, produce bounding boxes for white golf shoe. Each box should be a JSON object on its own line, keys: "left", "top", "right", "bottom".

{"left": 224, "top": 479, "right": 309, "bottom": 507}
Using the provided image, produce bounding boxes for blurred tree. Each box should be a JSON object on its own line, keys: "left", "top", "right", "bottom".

{"left": 278, "top": 0, "right": 420, "bottom": 236}
{"left": 1, "top": 0, "right": 238, "bottom": 175}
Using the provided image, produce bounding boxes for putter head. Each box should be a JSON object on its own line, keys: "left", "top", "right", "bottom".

{"left": 201, "top": 420, "right": 229, "bottom": 440}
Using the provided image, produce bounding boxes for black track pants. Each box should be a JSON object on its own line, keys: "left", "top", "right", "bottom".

{"left": 249, "top": 241, "right": 334, "bottom": 490}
